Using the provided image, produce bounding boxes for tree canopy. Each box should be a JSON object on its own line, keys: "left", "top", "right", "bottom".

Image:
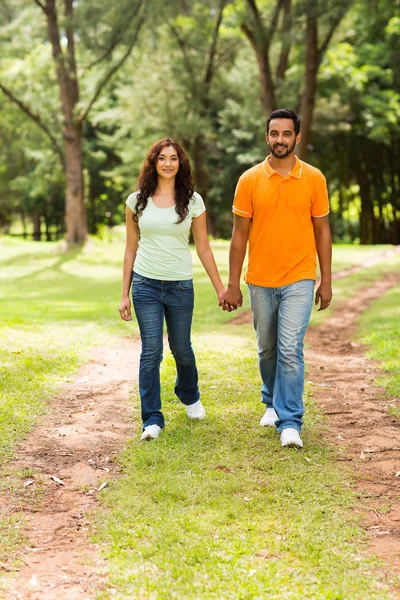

{"left": 0, "top": 0, "right": 399, "bottom": 243}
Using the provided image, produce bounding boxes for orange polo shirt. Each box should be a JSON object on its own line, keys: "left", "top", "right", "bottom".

{"left": 233, "top": 156, "right": 330, "bottom": 288}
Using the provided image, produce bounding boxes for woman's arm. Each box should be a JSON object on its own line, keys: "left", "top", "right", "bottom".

{"left": 119, "top": 206, "right": 139, "bottom": 321}
{"left": 191, "top": 212, "right": 225, "bottom": 301}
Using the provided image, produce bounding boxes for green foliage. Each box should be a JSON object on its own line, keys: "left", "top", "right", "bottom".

{"left": 0, "top": 0, "right": 399, "bottom": 241}
{"left": 312, "top": 0, "right": 400, "bottom": 243}
{"left": 0, "top": 0, "right": 151, "bottom": 238}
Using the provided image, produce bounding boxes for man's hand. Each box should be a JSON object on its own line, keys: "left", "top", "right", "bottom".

{"left": 219, "top": 284, "right": 243, "bottom": 312}
{"left": 315, "top": 281, "right": 332, "bottom": 311}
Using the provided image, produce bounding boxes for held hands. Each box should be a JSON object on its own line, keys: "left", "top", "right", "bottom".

{"left": 315, "top": 281, "right": 332, "bottom": 311}
{"left": 119, "top": 295, "right": 132, "bottom": 321}
{"left": 218, "top": 285, "right": 243, "bottom": 312}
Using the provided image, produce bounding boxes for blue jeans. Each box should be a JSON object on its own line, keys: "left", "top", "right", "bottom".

{"left": 132, "top": 272, "right": 200, "bottom": 429}
{"left": 248, "top": 280, "right": 314, "bottom": 433}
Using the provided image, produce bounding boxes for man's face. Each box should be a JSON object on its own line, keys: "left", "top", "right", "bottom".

{"left": 266, "top": 118, "right": 301, "bottom": 159}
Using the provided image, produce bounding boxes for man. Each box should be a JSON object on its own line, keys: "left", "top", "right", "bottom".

{"left": 221, "top": 108, "right": 332, "bottom": 449}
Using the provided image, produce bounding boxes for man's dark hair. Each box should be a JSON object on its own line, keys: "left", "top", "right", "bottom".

{"left": 266, "top": 109, "right": 300, "bottom": 136}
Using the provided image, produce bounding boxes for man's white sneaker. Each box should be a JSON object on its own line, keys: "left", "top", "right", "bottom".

{"left": 140, "top": 425, "right": 162, "bottom": 441}
{"left": 186, "top": 400, "right": 205, "bottom": 420}
{"left": 260, "top": 407, "right": 278, "bottom": 427}
{"left": 280, "top": 428, "right": 303, "bottom": 448}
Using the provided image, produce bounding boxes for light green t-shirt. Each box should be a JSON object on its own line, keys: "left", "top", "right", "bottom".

{"left": 126, "top": 191, "right": 206, "bottom": 280}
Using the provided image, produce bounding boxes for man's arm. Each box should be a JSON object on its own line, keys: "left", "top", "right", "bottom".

{"left": 220, "top": 214, "right": 251, "bottom": 311}
{"left": 312, "top": 215, "right": 332, "bottom": 311}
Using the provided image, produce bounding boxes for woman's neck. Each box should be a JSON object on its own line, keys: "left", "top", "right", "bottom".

{"left": 154, "top": 178, "right": 175, "bottom": 197}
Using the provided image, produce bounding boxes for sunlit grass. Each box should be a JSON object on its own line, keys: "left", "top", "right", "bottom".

{"left": 0, "top": 235, "right": 399, "bottom": 597}
{"left": 93, "top": 339, "right": 393, "bottom": 599}
{"left": 358, "top": 284, "right": 400, "bottom": 399}
{"left": 330, "top": 243, "right": 394, "bottom": 272}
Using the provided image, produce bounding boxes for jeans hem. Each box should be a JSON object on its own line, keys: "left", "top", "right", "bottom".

{"left": 143, "top": 419, "right": 164, "bottom": 430}
{"left": 277, "top": 424, "right": 302, "bottom": 434}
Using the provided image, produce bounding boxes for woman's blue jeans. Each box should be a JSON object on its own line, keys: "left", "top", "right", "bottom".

{"left": 132, "top": 272, "right": 200, "bottom": 430}
{"left": 248, "top": 279, "right": 314, "bottom": 433}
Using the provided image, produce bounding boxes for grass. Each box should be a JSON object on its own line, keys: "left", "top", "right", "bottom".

{"left": 357, "top": 282, "right": 400, "bottom": 404}
{"left": 329, "top": 244, "right": 394, "bottom": 272}
{"left": 0, "top": 235, "right": 399, "bottom": 597}
{"left": 93, "top": 343, "right": 392, "bottom": 599}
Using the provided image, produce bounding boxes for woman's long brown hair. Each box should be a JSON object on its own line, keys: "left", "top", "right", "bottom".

{"left": 134, "top": 138, "right": 195, "bottom": 224}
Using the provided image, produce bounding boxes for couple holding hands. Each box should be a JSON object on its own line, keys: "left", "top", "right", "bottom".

{"left": 119, "top": 109, "right": 332, "bottom": 449}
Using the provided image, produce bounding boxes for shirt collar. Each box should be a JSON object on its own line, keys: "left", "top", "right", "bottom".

{"left": 262, "top": 155, "right": 302, "bottom": 179}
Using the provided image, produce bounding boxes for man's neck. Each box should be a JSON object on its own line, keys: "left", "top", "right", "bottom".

{"left": 268, "top": 153, "right": 297, "bottom": 176}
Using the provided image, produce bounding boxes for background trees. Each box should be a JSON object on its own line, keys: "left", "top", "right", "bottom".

{"left": 0, "top": 0, "right": 148, "bottom": 242}
{"left": 0, "top": 0, "right": 398, "bottom": 243}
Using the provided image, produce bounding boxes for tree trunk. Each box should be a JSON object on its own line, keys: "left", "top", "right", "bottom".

{"left": 32, "top": 211, "right": 41, "bottom": 241}
{"left": 241, "top": 24, "right": 276, "bottom": 117}
{"left": 257, "top": 51, "right": 276, "bottom": 117}
{"left": 21, "top": 210, "right": 27, "bottom": 239}
{"left": 192, "top": 135, "right": 216, "bottom": 237}
{"left": 276, "top": 0, "right": 292, "bottom": 83}
{"left": 391, "top": 135, "right": 400, "bottom": 244}
{"left": 45, "top": 221, "right": 51, "bottom": 241}
{"left": 352, "top": 156, "right": 373, "bottom": 244}
{"left": 46, "top": 0, "right": 87, "bottom": 244}
{"left": 65, "top": 121, "right": 87, "bottom": 243}
{"left": 297, "top": 4, "right": 318, "bottom": 161}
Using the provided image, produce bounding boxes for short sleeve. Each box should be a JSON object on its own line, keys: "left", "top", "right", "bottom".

{"left": 190, "top": 192, "right": 206, "bottom": 218}
{"left": 232, "top": 175, "right": 253, "bottom": 218}
{"left": 126, "top": 192, "right": 138, "bottom": 213}
{"left": 311, "top": 174, "right": 330, "bottom": 217}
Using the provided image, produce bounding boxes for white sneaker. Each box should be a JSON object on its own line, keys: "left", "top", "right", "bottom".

{"left": 186, "top": 400, "right": 205, "bottom": 420}
{"left": 140, "top": 425, "right": 162, "bottom": 441}
{"left": 280, "top": 428, "right": 303, "bottom": 448}
{"left": 260, "top": 407, "right": 278, "bottom": 427}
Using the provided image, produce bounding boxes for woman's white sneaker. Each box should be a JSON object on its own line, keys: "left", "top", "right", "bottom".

{"left": 140, "top": 425, "right": 162, "bottom": 440}
{"left": 186, "top": 400, "right": 205, "bottom": 420}
{"left": 260, "top": 407, "right": 278, "bottom": 427}
{"left": 280, "top": 428, "right": 303, "bottom": 448}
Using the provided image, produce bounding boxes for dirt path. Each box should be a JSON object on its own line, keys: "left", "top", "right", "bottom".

{"left": 0, "top": 337, "right": 140, "bottom": 600}
{"left": 305, "top": 271, "right": 400, "bottom": 577}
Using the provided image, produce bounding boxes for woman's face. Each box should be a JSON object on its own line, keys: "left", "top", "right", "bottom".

{"left": 155, "top": 145, "right": 180, "bottom": 181}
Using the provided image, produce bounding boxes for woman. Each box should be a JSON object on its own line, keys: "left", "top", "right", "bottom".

{"left": 119, "top": 138, "right": 225, "bottom": 440}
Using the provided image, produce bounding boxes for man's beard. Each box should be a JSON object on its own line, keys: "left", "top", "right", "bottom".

{"left": 270, "top": 140, "right": 296, "bottom": 158}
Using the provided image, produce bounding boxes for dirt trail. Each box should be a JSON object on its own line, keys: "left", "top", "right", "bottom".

{"left": 1, "top": 337, "right": 140, "bottom": 600}
{"left": 305, "top": 271, "right": 400, "bottom": 574}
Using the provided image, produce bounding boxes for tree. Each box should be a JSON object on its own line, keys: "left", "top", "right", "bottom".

{"left": 89, "top": 0, "right": 240, "bottom": 236}
{"left": 166, "top": 0, "right": 236, "bottom": 235}
{"left": 0, "top": 0, "right": 149, "bottom": 243}
{"left": 311, "top": 0, "right": 400, "bottom": 244}
{"left": 239, "top": 0, "right": 352, "bottom": 159}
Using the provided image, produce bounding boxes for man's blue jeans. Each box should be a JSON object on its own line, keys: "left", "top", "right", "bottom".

{"left": 248, "top": 279, "right": 314, "bottom": 433}
{"left": 132, "top": 272, "right": 200, "bottom": 430}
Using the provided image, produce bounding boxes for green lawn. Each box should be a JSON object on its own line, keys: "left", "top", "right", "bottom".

{"left": 0, "top": 236, "right": 399, "bottom": 597}
{"left": 330, "top": 244, "right": 394, "bottom": 272}
{"left": 358, "top": 283, "right": 400, "bottom": 400}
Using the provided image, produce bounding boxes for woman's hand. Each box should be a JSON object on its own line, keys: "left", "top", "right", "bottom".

{"left": 119, "top": 295, "right": 132, "bottom": 321}
{"left": 219, "top": 284, "right": 243, "bottom": 312}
